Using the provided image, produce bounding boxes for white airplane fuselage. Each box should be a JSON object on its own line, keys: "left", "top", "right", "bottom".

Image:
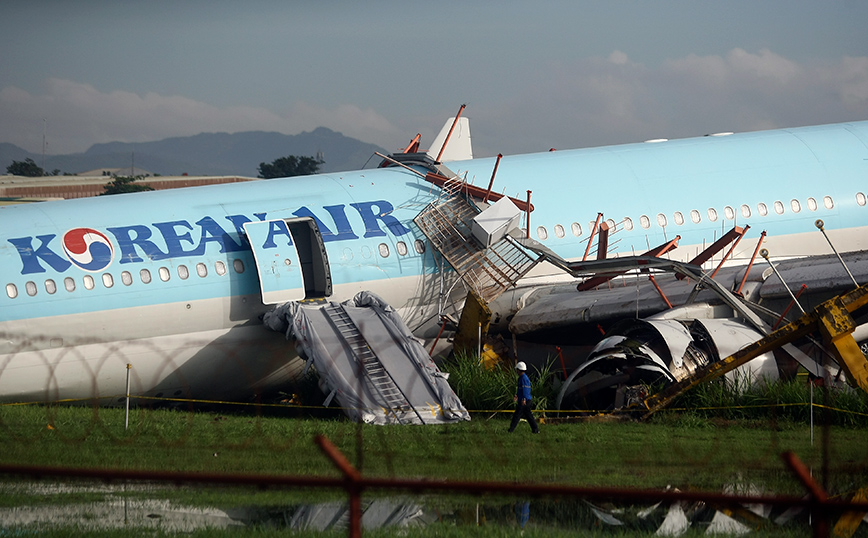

{"left": 2, "top": 120, "right": 867, "bottom": 404}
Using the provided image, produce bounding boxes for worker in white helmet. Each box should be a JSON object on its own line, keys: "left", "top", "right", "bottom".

{"left": 508, "top": 361, "right": 539, "bottom": 434}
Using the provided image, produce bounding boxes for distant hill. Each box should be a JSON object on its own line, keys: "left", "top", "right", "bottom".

{"left": 0, "top": 128, "right": 387, "bottom": 177}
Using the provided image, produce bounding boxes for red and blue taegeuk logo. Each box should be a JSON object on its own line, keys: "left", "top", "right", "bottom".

{"left": 62, "top": 228, "right": 115, "bottom": 272}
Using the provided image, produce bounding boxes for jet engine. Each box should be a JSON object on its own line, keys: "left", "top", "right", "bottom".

{"left": 556, "top": 317, "right": 780, "bottom": 412}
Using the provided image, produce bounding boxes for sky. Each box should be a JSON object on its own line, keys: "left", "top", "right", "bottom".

{"left": 2, "top": 1, "right": 867, "bottom": 159}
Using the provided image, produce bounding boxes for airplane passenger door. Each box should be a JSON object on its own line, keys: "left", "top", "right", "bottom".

{"left": 243, "top": 218, "right": 332, "bottom": 305}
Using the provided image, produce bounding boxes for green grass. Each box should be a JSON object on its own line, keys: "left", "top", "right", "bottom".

{"left": 1, "top": 365, "right": 868, "bottom": 536}
{"left": 440, "top": 352, "right": 557, "bottom": 413}
{"left": 0, "top": 404, "right": 866, "bottom": 536}
{"left": 0, "top": 404, "right": 866, "bottom": 490}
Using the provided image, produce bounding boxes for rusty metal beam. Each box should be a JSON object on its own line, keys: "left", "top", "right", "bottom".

{"left": 577, "top": 236, "right": 679, "bottom": 292}
{"left": 676, "top": 225, "right": 745, "bottom": 280}
{"left": 596, "top": 221, "right": 610, "bottom": 260}
{"left": 423, "top": 172, "right": 534, "bottom": 212}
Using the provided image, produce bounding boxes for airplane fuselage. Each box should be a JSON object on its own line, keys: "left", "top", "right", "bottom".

{"left": 2, "top": 120, "right": 867, "bottom": 403}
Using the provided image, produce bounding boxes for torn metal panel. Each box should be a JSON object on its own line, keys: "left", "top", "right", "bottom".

{"left": 264, "top": 292, "right": 470, "bottom": 425}
{"left": 556, "top": 317, "right": 780, "bottom": 412}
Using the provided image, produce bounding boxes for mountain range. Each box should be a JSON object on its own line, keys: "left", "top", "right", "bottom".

{"left": 0, "top": 128, "right": 388, "bottom": 177}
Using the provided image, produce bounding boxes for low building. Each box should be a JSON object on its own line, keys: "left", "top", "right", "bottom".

{"left": 0, "top": 174, "right": 259, "bottom": 202}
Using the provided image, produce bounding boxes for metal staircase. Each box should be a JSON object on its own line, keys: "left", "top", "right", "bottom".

{"left": 414, "top": 193, "right": 541, "bottom": 304}
{"left": 323, "top": 304, "right": 422, "bottom": 424}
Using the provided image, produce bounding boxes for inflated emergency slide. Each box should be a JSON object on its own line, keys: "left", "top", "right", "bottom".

{"left": 263, "top": 292, "right": 470, "bottom": 425}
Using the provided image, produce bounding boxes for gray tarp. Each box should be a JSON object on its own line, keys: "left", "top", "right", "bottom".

{"left": 264, "top": 292, "right": 470, "bottom": 425}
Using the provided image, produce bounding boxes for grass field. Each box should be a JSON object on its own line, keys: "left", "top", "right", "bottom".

{"left": 0, "top": 404, "right": 866, "bottom": 535}
{"left": 0, "top": 403, "right": 865, "bottom": 486}
{"left": 1, "top": 369, "right": 867, "bottom": 535}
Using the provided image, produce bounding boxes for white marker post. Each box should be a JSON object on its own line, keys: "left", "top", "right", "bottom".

{"left": 125, "top": 364, "right": 131, "bottom": 431}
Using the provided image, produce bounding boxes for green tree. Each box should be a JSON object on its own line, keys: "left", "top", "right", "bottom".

{"left": 257, "top": 155, "right": 323, "bottom": 179}
{"left": 100, "top": 175, "right": 155, "bottom": 196}
{"left": 6, "top": 158, "right": 45, "bottom": 177}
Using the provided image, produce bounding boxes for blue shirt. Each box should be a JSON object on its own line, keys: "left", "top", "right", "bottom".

{"left": 516, "top": 372, "right": 532, "bottom": 402}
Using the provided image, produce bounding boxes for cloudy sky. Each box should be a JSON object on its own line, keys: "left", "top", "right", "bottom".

{"left": 2, "top": 1, "right": 867, "bottom": 158}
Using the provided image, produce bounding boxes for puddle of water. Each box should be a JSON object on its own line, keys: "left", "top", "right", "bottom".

{"left": 0, "top": 480, "right": 861, "bottom": 534}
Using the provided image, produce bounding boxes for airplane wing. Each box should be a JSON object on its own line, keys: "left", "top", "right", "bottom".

{"left": 506, "top": 251, "right": 868, "bottom": 338}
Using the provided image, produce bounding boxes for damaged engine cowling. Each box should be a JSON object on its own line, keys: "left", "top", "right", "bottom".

{"left": 556, "top": 318, "right": 780, "bottom": 412}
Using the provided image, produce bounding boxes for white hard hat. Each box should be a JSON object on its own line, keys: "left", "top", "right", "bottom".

{"left": 515, "top": 361, "right": 527, "bottom": 371}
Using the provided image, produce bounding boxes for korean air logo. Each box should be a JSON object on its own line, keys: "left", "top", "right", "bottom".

{"left": 62, "top": 228, "right": 115, "bottom": 272}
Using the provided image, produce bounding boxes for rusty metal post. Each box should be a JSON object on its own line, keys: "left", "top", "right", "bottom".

{"left": 483, "top": 154, "right": 502, "bottom": 203}
{"left": 648, "top": 275, "right": 673, "bottom": 308}
{"left": 710, "top": 225, "right": 749, "bottom": 279}
{"left": 737, "top": 231, "right": 766, "bottom": 296}
{"left": 773, "top": 284, "right": 808, "bottom": 330}
{"left": 525, "top": 190, "right": 532, "bottom": 239}
{"left": 556, "top": 346, "right": 568, "bottom": 379}
{"left": 316, "top": 435, "right": 362, "bottom": 538}
{"left": 435, "top": 104, "right": 466, "bottom": 162}
{"left": 782, "top": 451, "right": 829, "bottom": 538}
{"left": 583, "top": 213, "right": 603, "bottom": 262}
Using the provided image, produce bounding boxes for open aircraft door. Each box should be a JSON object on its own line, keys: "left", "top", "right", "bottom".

{"left": 243, "top": 218, "right": 332, "bottom": 305}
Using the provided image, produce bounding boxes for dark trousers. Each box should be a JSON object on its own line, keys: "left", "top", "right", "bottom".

{"left": 508, "top": 402, "right": 539, "bottom": 433}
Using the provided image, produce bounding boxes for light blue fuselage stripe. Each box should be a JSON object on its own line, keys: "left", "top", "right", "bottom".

{"left": 2, "top": 120, "right": 868, "bottom": 322}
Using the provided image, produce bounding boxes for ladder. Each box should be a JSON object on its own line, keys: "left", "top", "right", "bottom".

{"left": 323, "top": 304, "right": 423, "bottom": 424}
{"left": 414, "top": 194, "right": 540, "bottom": 304}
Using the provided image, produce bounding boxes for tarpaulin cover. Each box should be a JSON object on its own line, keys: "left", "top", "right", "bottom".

{"left": 264, "top": 292, "right": 470, "bottom": 425}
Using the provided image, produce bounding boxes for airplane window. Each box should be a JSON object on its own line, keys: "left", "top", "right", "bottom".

{"left": 623, "top": 217, "right": 634, "bottom": 231}
{"left": 537, "top": 226, "right": 548, "bottom": 240}
{"left": 45, "top": 279, "right": 57, "bottom": 294}
{"left": 414, "top": 239, "right": 426, "bottom": 254}
{"left": 64, "top": 277, "right": 76, "bottom": 292}
{"left": 571, "top": 222, "right": 582, "bottom": 236}
{"left": 396, "top": 241, "right": 408, "bottom": 256}
{"left": 102, "top": 273, "right": 114, "bottom": 288}
{"left": 857, "top": 193, "right": 867, "bottom": 207}
{"left": 197, "top": 263, "right": 208, "bottom": 277}
{"left": 140, "top": 269, "right": 152, "bottom": 284}
{"left": 361, "top": 245, "right": 373, "bottom": 259}
{"left": 724, "top": 206, "right": 735, "bottom": 220}
{"left": 656, "top": 213, "right": 667, "bottom": 227}
{"left": 554, "top": 224, "right": 565, "bottom": 238}
{"left": 121, "top": 271, "right": 133, "bottom": 286}
{"left": 215, "top": 261, "right": 227, "bottom": 275}
{"left": 378, "top": 243, "right": 390, "bottom": 257}
{"left": 707, "top": 208, "right": 718, "bottom": 222}
{"left": 83, "top": 275, "right": 95, "bottom": 290}
{"left": 757, "top": 203, "right": 768, "bottom": 216}
{"left": 640, "top": 215, "right": 650, "bottom": 229}
{"left": 159, "top": 267, "right": 170, "bottom": 282}
{"left": 6, "top": 283, "right": 17, "bottom": 299}
{"left": 807, "top": 197, "right": 818, "bottom": 211}
{"left": 690, "top": 210, "right": 701, "bottom": 224}
{"left": 233, "top": 259, "right": 245, "bottom": 273}
{"left": 741, "top": 205, "right": 751, "bottom": 218}
{"left": 774, "top": 201, "right": 784, "bottom": 214}
{"left": 178, "top": 265, "right": 189, "bottom": 280}
{"left": 824, "top": 196, "right": 834, "bottom": 209}
{"left": 791, "top": 199, "right": 801, "bottom": 213}
{"left": 25, "top": 281, "right": 37, "bottom": 296}
{"left": 673, "top": 212, "right": 684, "bottom": 226}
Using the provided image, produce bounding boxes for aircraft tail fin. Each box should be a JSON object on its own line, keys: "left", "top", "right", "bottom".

{"left": 427, "top": 117, "right": 473, "bottom": 162}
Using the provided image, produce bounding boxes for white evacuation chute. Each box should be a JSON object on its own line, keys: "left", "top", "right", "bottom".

{"left": 264, "top": 292, "right": 470, "bottom": 425}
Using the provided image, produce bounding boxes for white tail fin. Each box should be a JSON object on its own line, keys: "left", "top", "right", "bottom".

{"left": 427, "top": 117, "right": 473, "bottom": 162}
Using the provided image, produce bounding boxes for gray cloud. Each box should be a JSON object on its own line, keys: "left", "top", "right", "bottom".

{"left": 2, "top": 49, "right": 866, "bottom": 158}
{"left": 0, "top": 79, "right": 403, "bottom": 155}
